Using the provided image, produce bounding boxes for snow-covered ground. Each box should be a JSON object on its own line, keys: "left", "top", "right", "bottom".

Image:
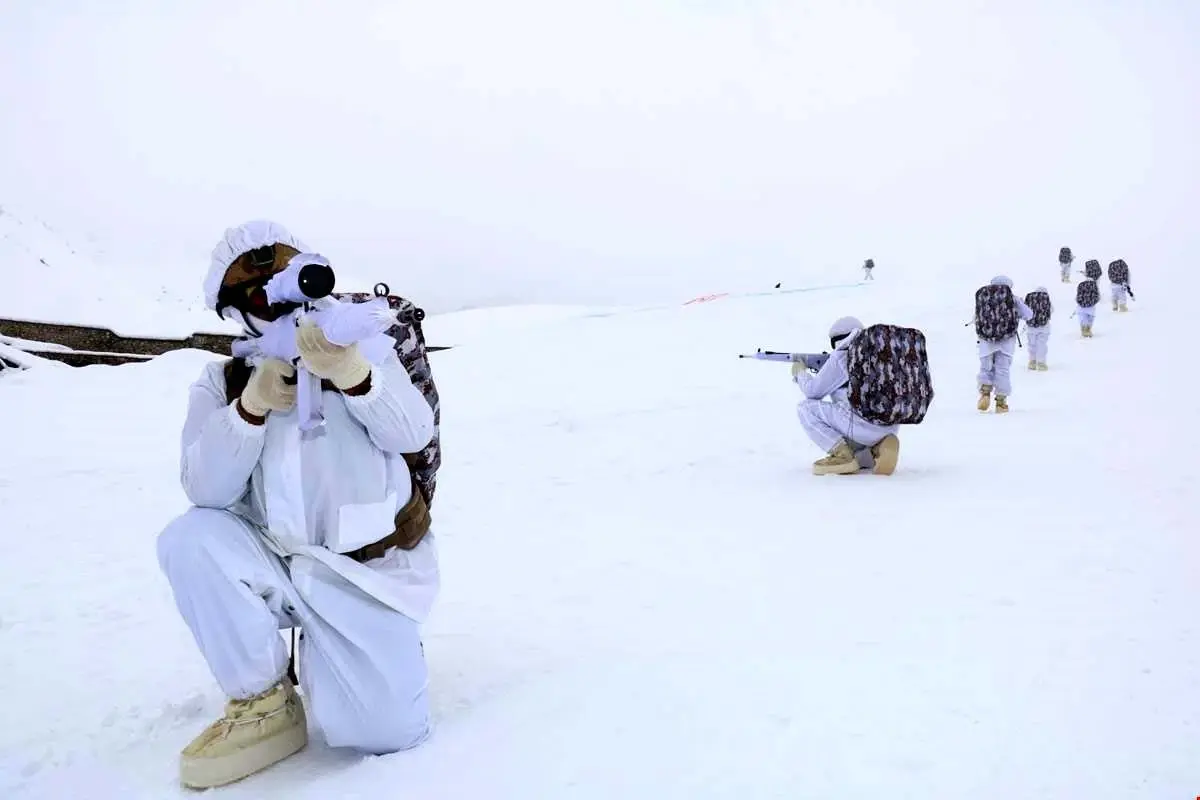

{"left": 0, "top": 204, "right": 232, "bottom": 337}
{"left": 1, "top": 256, "right": 1196, "bottom": 798}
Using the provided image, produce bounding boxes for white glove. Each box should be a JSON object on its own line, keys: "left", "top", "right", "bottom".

{"left": 791, "top": 360, "right": 806, "bottom": 378}
{"left": 296, "top": 320, "right": 370, "bottom": 391}
{"left": 239, "top": 358, "right": 297, "bottom": 419}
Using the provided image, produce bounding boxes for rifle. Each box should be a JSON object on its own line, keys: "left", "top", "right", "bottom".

{"left": 738, "top": 349, "right": 830, "bottom": 372}
{"left": 231, "top": 253, "right": 406, "bottom": 431}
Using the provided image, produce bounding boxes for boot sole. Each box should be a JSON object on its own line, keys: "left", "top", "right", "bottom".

{"left": 871, "top": 435, "right": 900, "bottom": 475}
{"left": 813, "top": 461, "right": 861, "bottom": 476}
{"left": 181, "top": 721, "right": 308, "bottom": 789}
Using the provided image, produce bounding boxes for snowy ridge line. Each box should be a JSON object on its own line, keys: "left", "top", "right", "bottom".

{"left": 683, "top": 280, "right": 871, "bottom": 305}
{"left": 575, "top": 280, "right": 870, "bottom": 319}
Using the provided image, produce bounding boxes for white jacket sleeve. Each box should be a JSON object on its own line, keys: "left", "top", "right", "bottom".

{"left": 794, "top": 350, "right": 850, "bottom": 400}
{"left": 179, "top": 364, "right": 267, "bottom": 509}
{"left": 342, "top": 353, "right": 435, "bottom": 455}
{"left": 1016, "top": 298, "right": 1034, "bottom": 321}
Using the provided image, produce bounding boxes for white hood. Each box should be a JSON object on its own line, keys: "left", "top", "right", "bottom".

{"left": 828, "top": 315, "right": 863, "bottom": 339}
{"left": 203, "top": 220, "right": 309, "bottom": 312}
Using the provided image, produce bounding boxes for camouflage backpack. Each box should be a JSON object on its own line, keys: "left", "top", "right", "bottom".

{"left": 337, "top": 288, "right": 441, "bottom": 507}
{"left": 1108, "top": 259, "right": 1129, "bottom": 285}
{"left": 1076, "top": 279, "right": 1100, "bottom": 308}
{"left": 846, "top": 324, "right": 934, "bottom": 426}
{"left": 1084, "top": 259, "right": 1102, "bottom": 281}
{"left": 1025, "top": 290, "right": 1052, "bottom": 327}
{"left": 1059, "top": 247, "right": 1073, "bottom": 265}
{"left": 974, "top": 284, "right": 1019, "bottom": 342}
{"left": 223, "top": 287, "right": 442, "bottom": 508}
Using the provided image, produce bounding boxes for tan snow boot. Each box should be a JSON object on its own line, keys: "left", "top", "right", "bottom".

{"left": 1119, "top": 303, "right": 1128, "bottom": 312}
{"left": 1036, "top": 362, "right": 1048, "bottom": 371}
{"left": 1081, "top": 325, "right": 1092, "bottom": 338}
{"left": 870, "top": 434, "right": 900, "bottom": 475}
{"left": 994, "top": 395, "right": 1009, "bottom": 413}
{"left": 1027, "top": 359, "right": 1037, "bottom": 370}
{"left": 977, "top": 384, "right": 993, "bottom": 412}
{"left": 812, "top": 439, "right": 860, "bottom": 476}
{"left": 1113, "top": 300, "right": 1119, "bottom": 311}
{"left": 179, "top": 680, "right": 307, "bottom": 789}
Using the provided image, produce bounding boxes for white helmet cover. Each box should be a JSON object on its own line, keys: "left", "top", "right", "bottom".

{"left": 203, "top": 220, "right": 309, "bottom": 312}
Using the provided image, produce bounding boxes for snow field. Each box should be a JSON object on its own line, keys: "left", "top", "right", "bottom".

{"left": 1, "top": 259, "right": 1195, "bottom": 798}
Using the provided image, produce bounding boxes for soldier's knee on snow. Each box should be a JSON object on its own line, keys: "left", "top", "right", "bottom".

{"left": 156, "top": 507, "right": 237, "bottom": 574}
{"left": 322, "top": 707, "right": 431, "bottom": 755}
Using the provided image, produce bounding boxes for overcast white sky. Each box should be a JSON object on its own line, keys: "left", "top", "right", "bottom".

{"left": 1, "top": 0, "right": 1197, "bottom": 312}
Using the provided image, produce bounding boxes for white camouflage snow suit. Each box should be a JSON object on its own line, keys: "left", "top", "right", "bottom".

{"left": 1025, "top": 285, "right": 1052, "bottom": 370}
{"left": 156, "top": 221, "right": 438, "bottom": 789}
{"left": 794, "top": 316, "right": 900, "bottom": 475}
{"left": 977, "top": 275, "right": 1033, "bottom": 411}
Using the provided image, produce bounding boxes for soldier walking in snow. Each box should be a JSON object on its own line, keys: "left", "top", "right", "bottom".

{"left": 973, "top": 275, "right": 1033, "bottom": 413}
{"left": 1108, "top": 259, "right": 1133, "bottom": 312}
{"left": 1058, "top": 247, "right": 1074, "bottom": 283}
{"left": 1023, "top": 287, "right": 1053, "bottom": 371}
{"left": 156, "top": 221, "right": 439, "bottom": 789}
{"left": 862, "top": 258, "right": 875, "bottom": 280}
{"left": 1076, "top": 278, "right": 1101, "bottom": 337}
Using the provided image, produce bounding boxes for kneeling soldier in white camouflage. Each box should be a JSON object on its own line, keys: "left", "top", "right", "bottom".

{"left": 792, "top": 316, "right": 901, "bottom": 476}
{"left": 156, "top": 221, "right": 439, "bottom": 788}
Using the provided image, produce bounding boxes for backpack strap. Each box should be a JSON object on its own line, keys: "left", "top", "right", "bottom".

{"left": 223, "top": 358, "right": 253, "bottom": 405}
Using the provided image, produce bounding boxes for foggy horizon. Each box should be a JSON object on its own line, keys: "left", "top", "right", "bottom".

{"left": 2, "top": 0, "right": 1197, "bottom": 314}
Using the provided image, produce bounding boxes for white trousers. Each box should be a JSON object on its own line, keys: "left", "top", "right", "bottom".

{"left": 1078, "top": 306, "right": 1096, "bottom": 326}
{"left": 1026, "top": 326, "right": 1050, "bottom": 363}
{"left": 977, "top": 351, "right": 1014, "bottom": 395}
{"left": 157, "top": 507, "right": 431, "bottom": 755}
{"left": 797, "top": 398, "right": 896, "bottom": 465}
{"left": 1112, "top": 284, "right": 1128, "bottom": 304}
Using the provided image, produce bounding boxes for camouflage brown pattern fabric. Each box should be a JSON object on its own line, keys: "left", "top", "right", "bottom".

{"left": 1107, "top": 259, "right": 1129, "bottom": 285}
{"left": 1084, "top": 260, "right": 1102, "bottom": 281}
{"left": 1059, "top": 247, "right": 1072, "bottom": 265}
{"left": 974, "top": 284, "right": 1019, "bottom": 342}
{"left": 1076, "top": 279, "right": 1100, "bottom": 308}
{"left": 1024, "top": 290, "right": 1052, "bottom": 327}
{"left": 336, "top": 292, "right": 441, "bottom": 508}
{"left": 846, "top": 324, "right": 934, "bottom": 426}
